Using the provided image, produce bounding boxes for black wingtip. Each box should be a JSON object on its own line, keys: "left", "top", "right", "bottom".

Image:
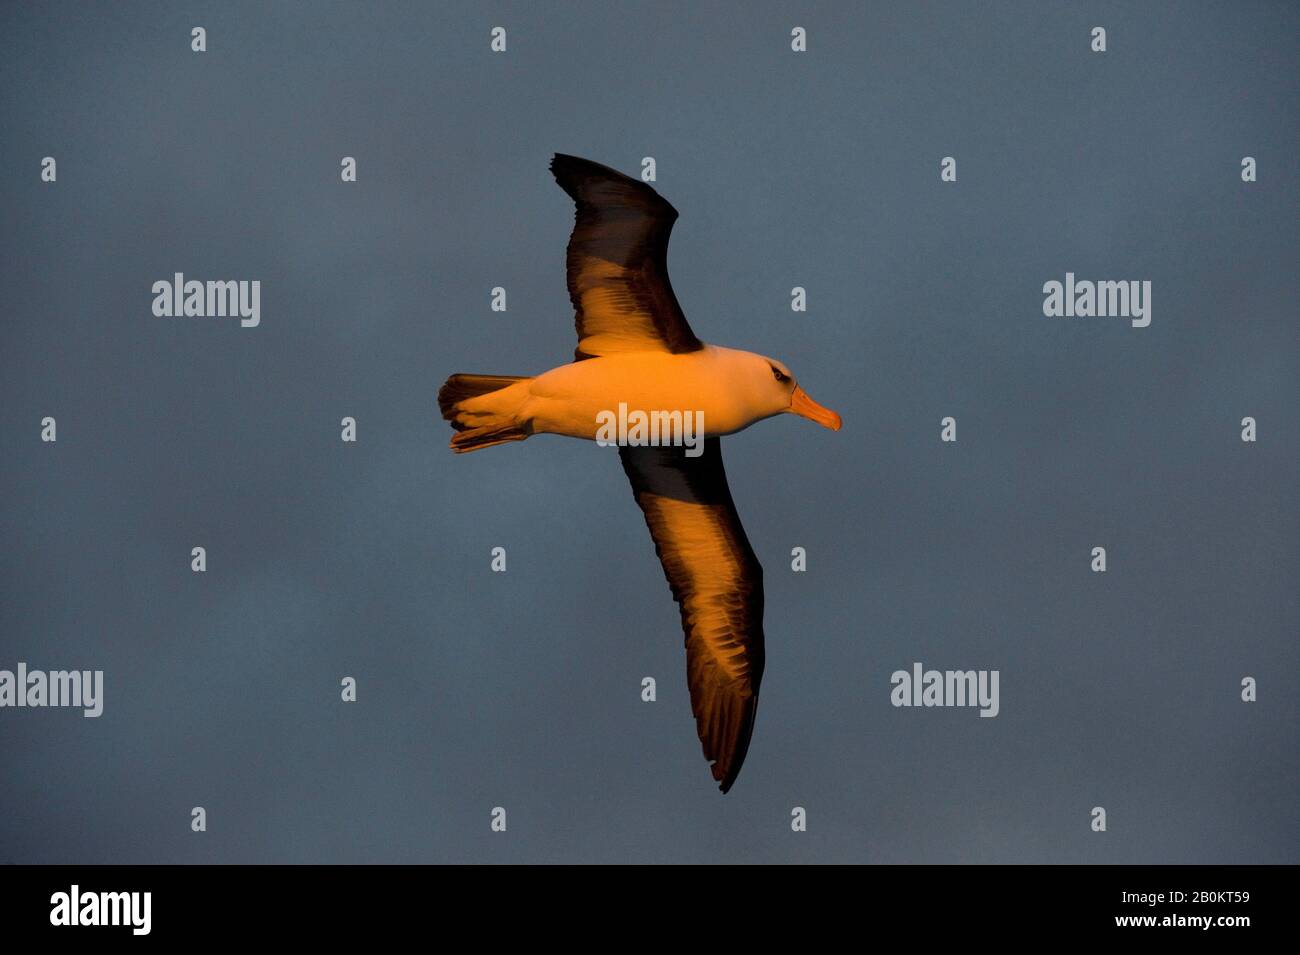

{"left": 550, "top": 152, "right": 623, "bottom": 179}
{"left": 712, "top": 694, "right": 760, "bottom": 795}
{"left": 716, "top": 757, "right": 744, "bottom": 794}
{"left": 549, "top": 153, "right": 632, "bottom": 197}
{"left": 548, "top": 153, "right": 676, "bottom": 216}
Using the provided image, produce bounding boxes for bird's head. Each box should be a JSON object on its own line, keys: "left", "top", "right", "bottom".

{"left": 754, "top": 354, "right": 842, "bottom": 431}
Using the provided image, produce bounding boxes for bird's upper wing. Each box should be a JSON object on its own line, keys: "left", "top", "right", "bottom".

{"left": 618, "top": 439, "right": 764, "bottom": 792}
{"left": 550, "top": 154, "right": 704, "bottom": 360}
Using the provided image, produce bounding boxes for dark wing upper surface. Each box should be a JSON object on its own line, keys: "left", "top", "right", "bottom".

{"left": 549, "top": 154, "right": 703, "bottom": 360}
{"left": 618, "top": 439, "right": 764, "bottom": 792}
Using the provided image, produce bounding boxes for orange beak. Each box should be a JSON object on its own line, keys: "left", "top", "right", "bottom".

{"left": 788, "top": 385, "right": 842, "bottom": 431}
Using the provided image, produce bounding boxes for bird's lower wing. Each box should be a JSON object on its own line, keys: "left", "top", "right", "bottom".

{"left": 618, "top": 439, "right": 765, "bottom": 792}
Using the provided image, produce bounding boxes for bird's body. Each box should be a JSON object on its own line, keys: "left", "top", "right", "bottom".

{"left": 454, "top": 345, "right": 804, "bottom": 442}
{"left": 439, "top": 154, "right": 840, "bottom": 792}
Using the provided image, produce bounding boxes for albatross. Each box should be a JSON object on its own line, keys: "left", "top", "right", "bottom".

{"left": 439, "top": 154, "right": 842, "bottom": 792}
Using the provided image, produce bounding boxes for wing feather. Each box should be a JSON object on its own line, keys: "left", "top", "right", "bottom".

{"left": 550, "top": 154, "right": 703, "bottom": 359}
{"left": 619, "top": 439, "right": 764, "bottom": 792}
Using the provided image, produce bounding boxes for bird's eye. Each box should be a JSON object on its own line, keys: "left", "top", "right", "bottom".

{"left": 772, "top": 367, "right": 787, "bottom": 382}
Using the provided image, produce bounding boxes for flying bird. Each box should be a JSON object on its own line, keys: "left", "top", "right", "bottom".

{"left": 439, "top": 154, "right": 841, "bottom": 792}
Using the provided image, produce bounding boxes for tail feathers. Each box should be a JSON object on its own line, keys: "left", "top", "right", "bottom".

{"left": 438, "top": 374, "right": 527, "bottom": 427}
{"left": 439, "top": 373, "right": 531, "bottom": 452}
{"left": 450, "top": 424, "right": 529, "bottom": 454}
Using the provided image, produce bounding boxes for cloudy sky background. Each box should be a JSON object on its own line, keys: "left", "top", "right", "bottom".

{"left": 1, "top": 1, "right": 1296, "bottom": 862}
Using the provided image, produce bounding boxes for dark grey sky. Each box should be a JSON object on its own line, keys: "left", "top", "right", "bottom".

{"left": 1, "top": 1, "right": 1296, "bottom": 863}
